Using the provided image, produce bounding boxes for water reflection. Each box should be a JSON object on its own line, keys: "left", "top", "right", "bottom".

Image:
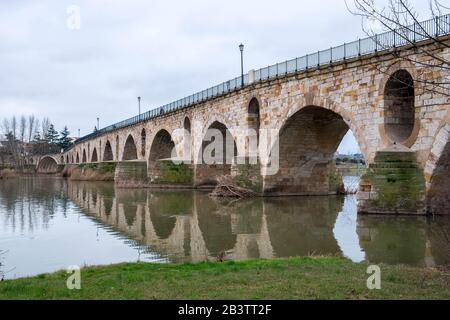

{"left": 67, "top": 180, "right": 450, "bottom": 266}
{"left": 1, "top": 178, "right": 449, "bottom": 279}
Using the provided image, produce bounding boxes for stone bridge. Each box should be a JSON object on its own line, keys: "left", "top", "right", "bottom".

{"left": 38, "top": 17, "right": 450, "bottom": 215}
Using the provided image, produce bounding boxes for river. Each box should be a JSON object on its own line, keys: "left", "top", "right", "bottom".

{"left": 0, "top": 176, "right": 449, "bottom": 279}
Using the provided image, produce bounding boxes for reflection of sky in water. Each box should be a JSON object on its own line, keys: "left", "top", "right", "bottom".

{"left": 333, "top": 176, "right": 365, "bottom": 262}
{"left": 0, "top": 201, "right": 165, "bottom": 279}
{"left": 333, "top": 196, "right": 365, "bottom": 262}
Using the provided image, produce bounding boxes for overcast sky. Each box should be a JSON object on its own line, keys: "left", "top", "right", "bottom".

{"left": 0, "top": 0, "right": 434, "bottom": 154}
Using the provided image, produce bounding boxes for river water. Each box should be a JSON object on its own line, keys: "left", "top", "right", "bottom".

{"left": 0, "top": 177, "right": 449, "bottom": 279}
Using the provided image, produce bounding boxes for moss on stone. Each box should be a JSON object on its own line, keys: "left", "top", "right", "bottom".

{"left": 153, "top": 160, "right": 193, "bottom": 185}
{"left": 359, "top": 149, "right": 425, "bottom": 214}
{"left": 231, "top": 160, "right": 263, "bottom": 193}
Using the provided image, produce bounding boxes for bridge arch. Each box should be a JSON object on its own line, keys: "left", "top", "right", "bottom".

{"left": 115, "top": 135, "right": 119, "bottom": 160}
{"left": 183, "top": 117, "right": 192, "bottom": 161}
{"left": 141, "top": 128, "right": 147, "bottom": 157}
{"left": 195, "top": 120, "right": 237, "bottom": 186}
{"left": 122, "top": 134, "right": 138, "bottom": 160}
{"left": 148, "top": 129, "right": 175, "bottom": 177}
{"left": 383, "top": 69, "right": 417, "bottom": 146}
{"left": 82, "top": 149, "right": 87, "bottom": 163}
{"left": 103, "top": 140, "right": 114, "bottom": 161}
{"left": 37, "top": 156, "right": 59, "bottom": 173}
{"left": 76, "top": 152, "right": 80, "bottom": 163}
{"left": 247, "top": 97, "right": 261, "bottom": 156}
{"left": 424, "top": 123, "right": 450, "bottom": 215}
{"left": 91, "top": 148, "right": 98, "bottom": 162}
{"left": 263, "top": 105, "right": 355, "bottom": 195}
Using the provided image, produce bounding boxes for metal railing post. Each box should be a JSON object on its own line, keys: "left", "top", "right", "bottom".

{"left": 435, "top": 16, "right": 439, "bottom": 36}
{"left": 343, "top": 43, "right": 346, "bottom": 60}
{"left": 375, "top": 34, "right": 378, "bottom": 52}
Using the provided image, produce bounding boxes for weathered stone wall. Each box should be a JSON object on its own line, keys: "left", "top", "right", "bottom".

{"left": 115, "top": 161, "right": 149, "bottom": 188}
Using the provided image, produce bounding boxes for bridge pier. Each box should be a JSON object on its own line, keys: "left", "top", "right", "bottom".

{"left": 357, "top": 145, "right": 426, "bottom": 215}
{"left": 194, "top": 163, "right": 232, "bottom": 187}
{"left": 230, "top": 156, "right": 263, "bottom": 194}
{"left": 114, "top": 161, "right": 149, "bottom": 188}
{"left": 149, "top": 159, "right": 194, "bottom": 187}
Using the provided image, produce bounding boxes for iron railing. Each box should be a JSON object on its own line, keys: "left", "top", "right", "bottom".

{"left": 68, "top": 14, "right": 450, "bottom": 150}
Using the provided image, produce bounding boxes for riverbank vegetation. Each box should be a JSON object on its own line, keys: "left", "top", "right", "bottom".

{"left": 1, "top": 257, "right": 449, "bottom": 300}
{"left": 65, "top": 163, "right": 116, "bottom": 181}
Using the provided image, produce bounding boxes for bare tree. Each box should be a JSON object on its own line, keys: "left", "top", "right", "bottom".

{"left": 27, "top": 115, "right": 36, "bottom": 143}
{"left": 346, "top": 0, "right": 450, "bottom": 96}
{"left": 41, "top": 117, "right": 50, "bottom": 141}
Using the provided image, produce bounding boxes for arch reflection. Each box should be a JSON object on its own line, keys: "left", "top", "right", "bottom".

{"left": 66, "top": 181, "right": 450, "bottom": 266}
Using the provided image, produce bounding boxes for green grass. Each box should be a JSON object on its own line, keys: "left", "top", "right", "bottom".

{"left": 1, "top": 257, "right": 449, "bottom": 300}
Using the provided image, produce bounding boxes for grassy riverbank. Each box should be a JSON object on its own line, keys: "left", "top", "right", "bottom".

{"left": 1, "top": 257, "right": 449, "bottom": 300}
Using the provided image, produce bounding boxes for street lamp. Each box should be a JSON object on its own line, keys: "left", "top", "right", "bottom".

{"left": 78, "top": 129, "right": 80, "bottom": 138}
{"left": 239, "top": 43, "right": 244, "bottom": 87}
{"left": 138, "top": 96, "right": 141, "bottom": 121}
{"left": 97, "top": 117, "right": 99, "bottom": 130}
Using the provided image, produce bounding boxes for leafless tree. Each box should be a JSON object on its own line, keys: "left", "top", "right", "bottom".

{"left": 346, "top": 0, "right": 450, "bottom": 97}
{"left": 27, "top": 115, "right": 36, "bottom": 143}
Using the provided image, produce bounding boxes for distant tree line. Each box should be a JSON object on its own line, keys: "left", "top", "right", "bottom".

{"left": 0, "top": 115, "right": 73, "bottom": 170}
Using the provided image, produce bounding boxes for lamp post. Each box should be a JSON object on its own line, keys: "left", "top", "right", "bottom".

{"left": 138, "top": 96, "right": 141, "bottom": 121}
{"left": 239, "top": 43, "right": 244, "bottom": 87}
{"left": 78, "top": 129, "right": 80, "bottom": 138}
{"left": 97, "top": 117, "right": 99, "bottom": 130}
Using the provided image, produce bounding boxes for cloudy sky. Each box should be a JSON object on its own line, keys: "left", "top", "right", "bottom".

{"left": 0, "top": 0, "right": 434, "bottom": 154}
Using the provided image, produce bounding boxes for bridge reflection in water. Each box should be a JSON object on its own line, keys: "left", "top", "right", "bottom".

{"left": 68, "top": 181, "right": 450, "bottom": 266}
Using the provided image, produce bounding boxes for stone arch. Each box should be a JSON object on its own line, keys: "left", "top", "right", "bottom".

{"left": 103, "top": 140, "right": 114, "bottom": 161}
{"left": 76, "top": 152, "right": 80, "bottom": 163}
{"left": 263, "top": 105, "right": 353, "bottom": 195}
{"left": 183, "top": 117, "right": 192, "bottom": 161}
{"left": 184, "top": 117, "right": 191, "bottom": 133}
{"left": 195, "top": 120, "right": 237, "bottom": 186}
{"left": 424, "top": 123, "right": 450, "bottom": 215}
{"left": 148, "top": 129, "right": 175, "bottom": 177}
{"left": 66, "top": 155, "right": 69, "bottom": 164}
{"left": 122, "top": 134, "right": 138, "bottom": 160}
{"left": 141, "top": 128, "right": 146, "bottom": 157}
{"left": 383, "top": 69, "right": 417, "bottom": 145}
{"left": 91, "top": 148, "right": 98, "bottom": 162}
{"left": 115, "top": 135, "right": 119, "bottom": 160}
{"left": 60, "top": 155, "right": 64, "bottom": 164}
{"left": 37, "top": 156, "right": 59, "bottom": 173}
{"left": 82, "top": 149, "right": 87, "bottom": 163}
{"left": 247, "top": 97, "right": 261, "bottom": 156}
